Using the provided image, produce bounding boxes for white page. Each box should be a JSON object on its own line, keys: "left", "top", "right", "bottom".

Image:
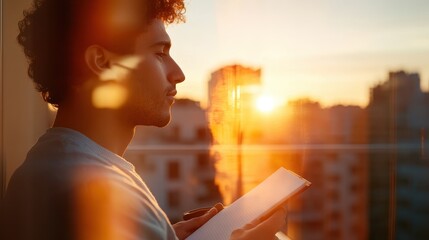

{"left": 186, "top": 167, "right": 311, "bottom": 240}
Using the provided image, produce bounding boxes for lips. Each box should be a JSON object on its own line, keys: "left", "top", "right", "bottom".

{"left": 166, "top": 89, "right": 177, "bottom": 105}
{"left": 166, "top": 89, "right": 177, "bottom": 97}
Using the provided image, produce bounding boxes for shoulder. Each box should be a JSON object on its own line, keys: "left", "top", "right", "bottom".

{"left": 70, "top": 166, "right": 176, "bottom": 239}
{"left": 5, "top": 160, "right": 174, "bottom": 240}
{"left": 4, "top": 128, "right": 176, "bottom": 239}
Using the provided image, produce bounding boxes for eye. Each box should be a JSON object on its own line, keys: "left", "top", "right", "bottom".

{"left": 155, "top": 52, "right": 168, "bottom": 60}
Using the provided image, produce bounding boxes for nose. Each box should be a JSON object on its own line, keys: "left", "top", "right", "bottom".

{"left": 168, "top": 58, "right": 185, "bottom": 85}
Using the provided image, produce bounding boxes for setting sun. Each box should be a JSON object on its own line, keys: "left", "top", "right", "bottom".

{"left": 255, "top": 95, "right": 276, "bottom": 113}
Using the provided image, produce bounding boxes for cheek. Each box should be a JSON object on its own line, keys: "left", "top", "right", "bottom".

{"left": 141, "top": 65, "right": 167, "bottom": 92}
{"left": 127, "top": 60, "right": 167, "bottom": 102}
{"left": 128, "top": 73, "right": 161, "bottom": 106}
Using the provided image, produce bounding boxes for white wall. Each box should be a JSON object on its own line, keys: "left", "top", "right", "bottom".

{"left": 2, "top": 0, "right": 51, "bottom": 190}
{"left": 1, "top": 1, "right": 4, "bottom": 195}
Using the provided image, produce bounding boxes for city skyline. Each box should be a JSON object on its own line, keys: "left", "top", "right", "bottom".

{"left": 166, "top": 0, "right": 429, "bottom": 108}
{"left": 126, "top": 68, "right": 429, "bottom": 239}
{"left": 177, "top": 67, "right": 426, "bottom": 112}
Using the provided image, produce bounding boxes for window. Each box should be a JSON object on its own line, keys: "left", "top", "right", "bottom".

{"left": 350, "top": 204, "right": 360, "bottom": 214}
{"left": 167, "top": 161, "right": 180, "bottom": 180}
{"left": 327, "top": 229, "right": 341, "bottom": 239}
{"left": 167, "top": 190, "right": 181, "bottom": 208}
{"left": 196, "top": 153, "right": 210, "bottom": 169}
{"left": 349, "top": 164, "right": 360, "bottom": 175}
{"left": 329, "top": 211, "right": 342, "bottom": 222}
{"left": 196, "top": 127, "right": 208, "bottom": 141}
{"left": 328, "top": 174, "right": 340, "bottom": 182}
{"left": 349, "top": 183, "right": 360, "bottom": 193}
{"left": 327, "top": 190, "right": 340, "bottom": 201}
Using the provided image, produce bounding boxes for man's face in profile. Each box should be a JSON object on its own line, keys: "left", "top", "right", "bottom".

{"left": 119, "top": 19, "right": 185, "bottom": 127}
{"left": 82, "top": 1, "right": 185, "bottom": 127}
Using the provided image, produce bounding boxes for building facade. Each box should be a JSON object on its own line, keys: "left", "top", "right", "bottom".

{"left": 368, "top": 71, "right": 429, "bottom": 239}
{"left": 207, "top": 64, "right": 263, "bottom": 204}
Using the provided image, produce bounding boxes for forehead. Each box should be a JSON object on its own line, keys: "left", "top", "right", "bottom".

{"left": 106, "top": 0, "right": 146, "bottom": 29}
{"left": 134, "top": 20, "right": 171, "bottom": 51}
{"left": 84, "top": 0, "right": 170, "bottom": 51}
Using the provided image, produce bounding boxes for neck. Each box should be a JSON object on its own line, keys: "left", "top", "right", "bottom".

{"left": 53, "top": 103, "right": 135, "bottom": 156}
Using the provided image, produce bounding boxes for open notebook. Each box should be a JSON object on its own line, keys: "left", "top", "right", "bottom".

{"left": 185, "top": 167, "right": 311, "bottom": 240}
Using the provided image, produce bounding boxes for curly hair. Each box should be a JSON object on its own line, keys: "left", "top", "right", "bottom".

{"left": 17, "top": 0, "right": 186, "bottom": 106}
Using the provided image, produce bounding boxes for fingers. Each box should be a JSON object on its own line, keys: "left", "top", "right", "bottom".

{"left": 251, "top": 208, "right": 287, "bottom": 236}
{"left": 214, "top": 202, "right": 224, "bottom": 212}
{"left": 183, "top": 206, "right": 218, "bottom": 230}
{"left": 183, "top": 202, "right": 224, "bottom": 220}
{"left": 198, "top": 206, "right": 219, "bottom": 223}
{"left": 231, "top": 208, "right": 286, "bottom": 239}
{"left": 173, "top": 206, "right": 220, "bottom": 240}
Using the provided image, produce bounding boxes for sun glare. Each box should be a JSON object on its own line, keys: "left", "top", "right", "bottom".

{"left": 255, "top": 95, "right": 276, "bottom": 113}
{"left": 92, "top": 83, "right": 128, "bottom": 109}
{"left": 100, "top": 56, "right": 142, "bottom": 81}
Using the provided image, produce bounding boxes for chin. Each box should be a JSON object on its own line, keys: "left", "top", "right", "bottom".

{"left": 136, "top": 105, "right": 172, "bottom": 127}
{"left": 144, "top": 113, "right": 171, "bottom": 127}
{"left": 153, "top": 117, "right": 171, "bottom": 127}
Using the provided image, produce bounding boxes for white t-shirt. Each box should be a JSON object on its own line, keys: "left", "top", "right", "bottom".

{"left": 3, "top": 127, "right": 178, "bottom": 240}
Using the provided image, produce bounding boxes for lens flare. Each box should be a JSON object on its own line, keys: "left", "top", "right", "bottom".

{"left": 92, "top": 83, "right": 128, "bottom": 109}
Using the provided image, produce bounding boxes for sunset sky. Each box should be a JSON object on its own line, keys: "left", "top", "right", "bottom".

{"left": 167, "top": 0, "right": 429, "bottom": 108}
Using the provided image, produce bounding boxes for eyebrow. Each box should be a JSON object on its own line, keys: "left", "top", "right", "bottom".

{"left": 150, "top": 41, "right": 171, "bottom": 50}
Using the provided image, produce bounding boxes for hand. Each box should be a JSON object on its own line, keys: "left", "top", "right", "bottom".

{"left": 230, "top": 208, "right": 287, "bottom": 240}
{"left": 173, "top": 205, "right": 220, "bottom": 240}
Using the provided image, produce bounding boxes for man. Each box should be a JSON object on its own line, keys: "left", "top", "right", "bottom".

{"left": 2, "top": 0, "right": 286, "bottom": 239}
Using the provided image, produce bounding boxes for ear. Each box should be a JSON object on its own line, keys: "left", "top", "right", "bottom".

{"left": 85, "top": 45, "right": 113, "bottom": 76}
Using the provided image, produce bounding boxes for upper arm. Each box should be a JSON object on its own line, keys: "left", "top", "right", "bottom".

{"left": 72, "top": 168, "right": 171, "bottom": 240}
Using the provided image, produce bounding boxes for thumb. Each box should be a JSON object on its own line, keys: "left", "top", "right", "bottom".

{"left": 184, "top": 207, "right": 218, "bottom": 230}
{"left": 248, "top": 208, "right": 286, "bottom": 237}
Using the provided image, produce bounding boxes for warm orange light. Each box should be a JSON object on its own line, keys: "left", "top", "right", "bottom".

{"left": 93, "top": 55, "right": 142, "bottom": 109}
{"left": 100, "top": 55, "right": 142, "bottom": 81}
{"left": 255, "top": 95, "right": 276, "bottom": 113}
{"left": 47, "top": 104, "right": 58, "bottom": 112}
{"left": 92, "top": 83, "right": 128, "bottom": 109}
{"left": 74, "top": 169, "right": 136, "bottom": 240}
